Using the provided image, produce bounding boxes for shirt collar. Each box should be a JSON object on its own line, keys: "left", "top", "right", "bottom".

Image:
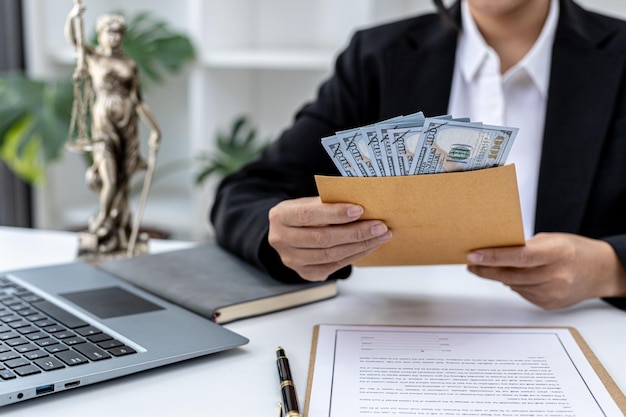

{"left": 457, "top": 0, "right": 559, "bottom": 97}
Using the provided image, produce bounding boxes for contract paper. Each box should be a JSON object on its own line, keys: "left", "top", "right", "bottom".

{"left": 305, "top": 325, "right": 624, "bottom": 417}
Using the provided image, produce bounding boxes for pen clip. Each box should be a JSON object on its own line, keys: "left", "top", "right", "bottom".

{"left": 278, "top": 401, "right": 284, "bottom": 417}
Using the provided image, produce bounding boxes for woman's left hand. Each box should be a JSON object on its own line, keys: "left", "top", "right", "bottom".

{"left": 467, "top": 232, "right": 626, "bottom": 309}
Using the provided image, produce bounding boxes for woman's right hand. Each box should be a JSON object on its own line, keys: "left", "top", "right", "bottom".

{"left": 268, "top": 197, "right": 392, "bottom": 281}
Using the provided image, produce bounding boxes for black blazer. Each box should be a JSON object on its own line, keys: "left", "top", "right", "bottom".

{"left": 211, "top": 0, "right": 626, "bottom": 307}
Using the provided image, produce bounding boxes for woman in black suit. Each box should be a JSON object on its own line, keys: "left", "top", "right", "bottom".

{"left": 211, "top": 0, "right": 626, "bottom": 310}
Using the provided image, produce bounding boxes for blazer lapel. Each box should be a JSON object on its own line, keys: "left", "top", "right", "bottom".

{"left": 535, "top": 0, "right": 626, "bottom": 233}
{"left": 385, "top": 9, "right": 460, "bottom": 118}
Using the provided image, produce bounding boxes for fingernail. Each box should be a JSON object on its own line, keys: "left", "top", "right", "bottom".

{"left": 467, "top": 251, "right": 483, "bottom": 264}
{"left": 347, "top": 205, "right": 364, "bottom": 218}
{"left": 370, "top": 223, "right": 387, "bottom": 236}
{"left": 378, "top": 231, "right": 392, "bottom": 242}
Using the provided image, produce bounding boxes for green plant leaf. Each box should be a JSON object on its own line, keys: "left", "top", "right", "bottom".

{"left": 0, "top": 115, "right": 45, "bottom": 184}
{"left": 152, "top": 35, "right": 195, "bottom": 73}
{"left": 41, "top": 80, "right": 74, "bottom": 161}
{"left": 195, "top": 115, "right": 272, "bottom": 184}
{"left": 0, "top": 107, "right": 28, "bottom": 147}
{"left": 195, "top": 164, "right": 222, "bottom": 185}
{"left": 0, "top": 74, "right": 73, "bottom": 183}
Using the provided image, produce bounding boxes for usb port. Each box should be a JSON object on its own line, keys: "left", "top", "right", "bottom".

{"left": 64, "top": 381, "right": 80, "bottom": 388}
{"left": 36, "top": 384, "right": 55, "bottom": 395}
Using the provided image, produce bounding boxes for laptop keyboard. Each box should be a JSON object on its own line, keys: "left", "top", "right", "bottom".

{"left": 0, "top": 277, "right": 136, "bottom": 380}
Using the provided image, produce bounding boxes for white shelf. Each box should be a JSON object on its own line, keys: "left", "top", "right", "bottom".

{"left": 202, "top": 48, "right": 336, "bottom": 71}
{"left": 52, "top": 48, "right": 336, "bottom": 71}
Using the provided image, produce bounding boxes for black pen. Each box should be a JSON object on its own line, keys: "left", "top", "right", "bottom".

{"left": 276, "top": 346, "right": 302, "bottom": 417}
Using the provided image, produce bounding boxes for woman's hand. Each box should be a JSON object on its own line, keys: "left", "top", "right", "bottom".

{"left": 467, "top": 232, "right": 626, "bottom": 309}
{"left": 268, "top": 197, "right": 392, "bottom": 281}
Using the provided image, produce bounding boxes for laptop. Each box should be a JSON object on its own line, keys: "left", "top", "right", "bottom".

{"left": 0, "top": 261, "right": 249, "bottom": 406}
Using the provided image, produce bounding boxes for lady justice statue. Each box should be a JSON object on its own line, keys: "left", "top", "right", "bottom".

{"left": 65, "top": 0, "right": 161, "bottom": 261}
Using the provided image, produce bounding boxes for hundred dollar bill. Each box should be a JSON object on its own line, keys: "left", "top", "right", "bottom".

{"left": 386, "top": 126, "right": 423, "bottom": 176}
{"left": 386, "top": 114, "right": 464, "bottom": 175}
{"left": 411, "top": 119, "right": 518, "bottom": 175}
{"left": 335, "top": 128, "right": 379, "bottom": 177}
{"left": 360, "top": 124, "right": 389, "bottom": 176}
{"left": 359, "top": 115, "right": 407, "bottom": 177}
{"left": 375, "top": 112, "right": 426, "bottom": 176}
{"left": 321, "top": 134, "right": 358, "bottom": 177}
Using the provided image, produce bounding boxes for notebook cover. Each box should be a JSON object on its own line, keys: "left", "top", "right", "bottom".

{"left": 97, "top": 244, "right": 337, "bottom": 324}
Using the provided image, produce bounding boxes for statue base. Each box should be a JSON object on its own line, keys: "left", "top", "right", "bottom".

{"left": 77, "top": 231, "right": 149, "bottom": 265}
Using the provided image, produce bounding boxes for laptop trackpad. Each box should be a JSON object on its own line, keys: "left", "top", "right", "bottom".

{"left": 62, "top": 286, "right": 164, "bottom": 319}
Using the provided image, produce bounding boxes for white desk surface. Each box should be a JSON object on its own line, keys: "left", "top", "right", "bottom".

{"left": 1, "top": 226, "right": 625, "bottom": 416}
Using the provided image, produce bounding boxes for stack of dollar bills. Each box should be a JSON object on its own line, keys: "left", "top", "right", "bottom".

{"left": 321, "top": 111, "right": 518, "bottom": 177}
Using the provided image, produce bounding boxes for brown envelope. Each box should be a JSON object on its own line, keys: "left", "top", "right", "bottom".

{"left": 315, "top": 164, "right": 525, "bottom": 266}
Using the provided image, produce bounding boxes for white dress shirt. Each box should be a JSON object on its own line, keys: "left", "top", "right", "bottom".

{"left": 447, "top": 0, "right": 559, "bottom": 239}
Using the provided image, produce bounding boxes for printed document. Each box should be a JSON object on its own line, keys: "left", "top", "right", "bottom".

{"left": 306, "top": 325, "right": 624, "bottom": 416}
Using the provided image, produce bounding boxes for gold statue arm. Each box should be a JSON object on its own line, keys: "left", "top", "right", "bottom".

{"left": 137, "top": 102, "right": 161, "bottom": 151}
{"left": 130, "top": 75, "right": 161, "bottom": 152}
{"left": 65, "top": 1, "right": 94, "bottom": 77}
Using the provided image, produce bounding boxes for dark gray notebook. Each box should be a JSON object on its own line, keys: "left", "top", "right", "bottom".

{"left": 98, "top": 244, "right": 338, "bottom": 324}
